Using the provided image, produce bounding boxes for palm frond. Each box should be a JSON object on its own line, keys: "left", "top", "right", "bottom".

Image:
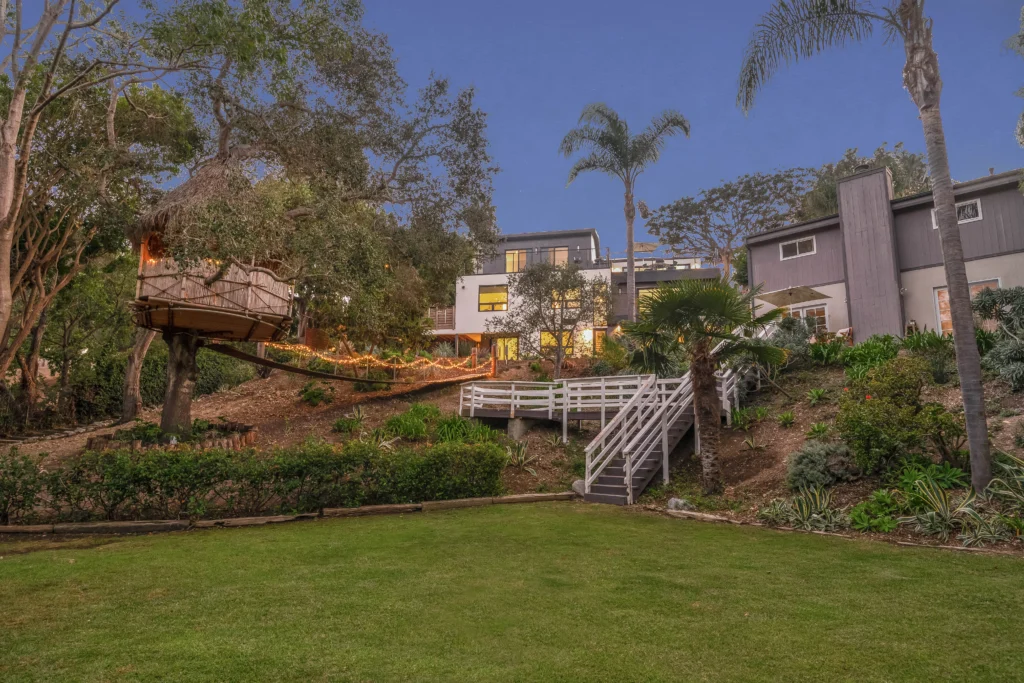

{"left": 577, "top": 102, "right": 626, "bottom": 132}
{"left": 558, "top": 125, "right": 605, "bottom": 157}
{"left": 715, "top": 338, "right": 787, "bottom": 367}
{"left": 566, "top": 150, "right": 620, "bottom": 186}
{"left": 630, "top": 110, "right": 691, "bottom": 173}
{"left": 737, "top": 0, "right": 881, "bottom": 113}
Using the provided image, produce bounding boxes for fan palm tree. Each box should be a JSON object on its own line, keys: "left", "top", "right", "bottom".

{"left": 737, "top": 0, "right": 991, "bottom": 490}
{"left": 641, "top": 277, "right": 785, "bottom": 494}
{"left": 559, "top": 104, "right": 690, "bottom": 322}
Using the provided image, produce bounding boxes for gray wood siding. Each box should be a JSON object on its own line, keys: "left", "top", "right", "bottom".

{"left": 895, "top": 186, "right": 1024, "bottom": 271}
{"left": 839, "top": 169, "right": 904, "bottom": 338}
{"left": 748, "top": 226, "right": 845, "bottom": 292}
{"left": 480, "top": 234, "right": 597, "bottom": 274}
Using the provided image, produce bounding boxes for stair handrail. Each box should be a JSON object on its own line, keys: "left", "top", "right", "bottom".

{"left": 583, "top": 374, "right": 658, "bottom": 493}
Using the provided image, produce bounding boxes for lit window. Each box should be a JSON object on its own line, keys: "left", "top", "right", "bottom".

{"left": 541, "top": 331, "right": 573, "bottom": 356}
{"left": 539, "top": 246, "right": 569, "bottom": 266}
{"left": 593, "top": 329, "right": 606, "bottom": 356}
{"left": 505, "top": 250, "right": 528, "bottom": 273}
{"left": 478, "top": 285, "right": 508, "bottom": 312}
{"left": 551, "top": 289, "right": 580, "bottom": 309}
{"left": 931, "top": 198, "right": 983, "bottom": 229}
{"left": 780, "top": 237, "right": 815, "bottom": 260}
{"left": 495, "top": 336, "right": 519, "bottom": 361}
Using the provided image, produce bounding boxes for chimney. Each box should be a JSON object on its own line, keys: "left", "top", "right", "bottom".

{"left": 990, "top": 167, "right": 995, "bottom": 176}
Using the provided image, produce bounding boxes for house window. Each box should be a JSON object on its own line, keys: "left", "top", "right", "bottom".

{"left": 541, "top": 331, "right": 573, "bottom": 356}
{"left": 495, "top": 336, "right": 519, "bottom": 361}
{"left": 551, "top": 288, "right": 580, "bottom": 309}
{"left": 539, "top": 246, "right": 568, "bottom": 266}
{"left": 931, "top": 198, "right": 983, "bottom": 229}
{"left": 782, "top": 304, "right": 828, "bottom": 334}
{"left": 478, "top": 285, "right": 508, "bottom": 312}
{"left": 505, "top": 249, "right": 528, "bottom": 273}
{"left": 593, "top": 329, "right": 606, "bottom": 356}
{"left": 779, "top": 236, "right": 815, "bottom": 260}
{"left": 934, "top": 279, "right": 998, "bottom": 335}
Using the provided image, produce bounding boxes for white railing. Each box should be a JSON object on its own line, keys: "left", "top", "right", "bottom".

{"left": 583, "top": 374, "right": 660, "bottom": 495}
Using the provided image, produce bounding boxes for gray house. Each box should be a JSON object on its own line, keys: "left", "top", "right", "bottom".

{"left": 746, "top": 167, "right": 1024, "bottom": 339}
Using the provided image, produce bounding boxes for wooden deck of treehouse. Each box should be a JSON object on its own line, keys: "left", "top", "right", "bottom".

{"left": 133, "top": 257, "right": 293, "bottom": 342}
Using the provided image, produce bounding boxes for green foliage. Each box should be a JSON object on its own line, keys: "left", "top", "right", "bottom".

{"left": 836, "top": 357, "right": 941, "bottom": 474}
{"left": 808, "top": 339, "right": 843, "bottom": 366}
{"left": 898, "top": 478, "right": 977, "bottom": 542}
{"left": 505, "top": 442, "right": 538, "bottom": 476}
{"left": 770, "top": 316, "right": 815, "bottom": 361}
{"left": 3, "top": 437, "right": 507, "bottom": 524}
{"left": 732, "top": 247, "right": 749, "bottom": 287}
{"left": 0, "top": 450, "right": 42, "bottom": 524}
{"left": 385, "top": 414, "right": 429, "bottom": 442}
{"left": 975, "top": 328, "right": 997, "bottom": 357}
{"left": 743, "top": 437, "right": 765, "bottom": 451}
{"left": 596, "top": 336, "right": 630, "bottom": 374}
{"left": 806, "top": 388, "right": 827, "bottom": 406}
{"left": 407, "top": 403, "right": 442, "bottom": 423}
{"left": 332, "top": 416, "right": 363, "bottom": 435}
{"left": 433, "top": 415, "right": 501, "bottom": 445}
{"left": 919, "top": 404, "right": 968, "bottom": 468}
{"left": 804, "top": 422, "right": 831, "bottom": 441}
{"left": 299, "top": 381, "right": 334, "bottom": 407}
{"left": 989, "top": 452, "right": 1024, "bottom": 514}
{"left": 842, "top": 335, "right": 902, "bottom": 379}
{"left": 849, "top": 490, "right": 900, "bottom": 533}
{"left": 354, "top": 370, "right": 391, "bottom": 393}
{"left": 902, "top": 330, "right": 955, "bottom": 383}
{"left": 730, "top": 407, "right": 753, "bottom": 431}
{"left": 786, "top": 441, "right": 859, "bottom": 491}
{"left": 620, "top": 319, "right": 684, "bottom": 378}
{"left": 777, "top": 411, "right": 795, "bottom": 428}
{"left": 758, "top": 486, "right": 848, "bottom": 532}
{"left": 117, "top": 420, "right": 165, "bottom": 445}
{"left": 973, "top": 287, "right": 1024, "bottom": 390}
{"left": 433, "top": 342, "right": 455, "bottom": 358}
{"left": 753, "top": 406, "right": 771, "bottom": 422}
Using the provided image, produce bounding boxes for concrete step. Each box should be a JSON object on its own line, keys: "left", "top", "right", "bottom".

{"left": 583, "top": 492, "right": 629, "bottom": 505}
{"left": 588, "top": 483, "right": 628, "bottom": 495}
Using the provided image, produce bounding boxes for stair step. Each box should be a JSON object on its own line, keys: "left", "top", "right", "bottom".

{"left": 588, "top": 483, "right": 627, "bottom": 495}
{"left": 583, "top": 492, "right": 629, "bottom": 505}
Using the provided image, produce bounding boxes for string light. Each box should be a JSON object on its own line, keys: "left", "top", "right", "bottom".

{"left": 267, "top": 342, "right": 480, "bottom": 372}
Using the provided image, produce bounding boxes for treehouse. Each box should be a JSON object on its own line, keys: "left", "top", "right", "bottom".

{"left": 132, "top": 234, "right": 294, "bottom": 342}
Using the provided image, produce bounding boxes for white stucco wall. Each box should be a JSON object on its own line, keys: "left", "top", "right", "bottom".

{"left": 900, "top": 252, "right": 1024, "bottom": 332}
{"left": 449, "top": 269, "right": 612, "bottom": 335}
{"left": 754, "top": 281, "right": 850, "bottom": 333}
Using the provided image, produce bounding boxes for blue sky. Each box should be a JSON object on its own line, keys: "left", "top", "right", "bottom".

{"left": 363, "top": 1, "right": 1024, "bottom": 257}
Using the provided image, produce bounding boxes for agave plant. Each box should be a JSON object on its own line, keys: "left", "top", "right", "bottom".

{"left": 743, "top": 437, "right": 765, "bottom": 451}
{"left": 731, "top": 407, "right": 753, "bottom": 431}
{"left": 776, "top": 411, "right": 795, "bottom": 428}
{"left": 789, "top": 486, "right": 847, "bottom": 532}
{"left": 805, "top": 422, "right": 831, "bottom": 441}
{"left": 756, "top": 499, "right": 792, "bottom": 526}
{"left": 898, "top": 478, "right": 977, "bottom": 542}
{"left": 807, "top": 388, "right": 827, "bottom": 407}
{"left": 506, "top": 442, "right": 539, "bottom": 476}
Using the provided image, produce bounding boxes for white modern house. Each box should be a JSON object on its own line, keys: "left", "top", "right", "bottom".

{"left": 427, "top": 228, "right": 718, "bottom": 359}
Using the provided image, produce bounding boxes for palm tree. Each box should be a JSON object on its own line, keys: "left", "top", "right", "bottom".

{"left": 737, "top": 0, "right": 991, "bottom": 491}
{"left": 559, "top": 103, "right": 690, "bottom": 322}
{"left": 641, "top": 277, "right": 784, "bottom": 494}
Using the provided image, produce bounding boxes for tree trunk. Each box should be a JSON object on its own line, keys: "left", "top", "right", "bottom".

{"left": 119, "top": 328, "right": 157, "bottom": 424}
{"left": 900, "top": 0, "right": 990, "bottom": 490}
{"left": 719, "top": 246, "right": 733, "bottom": 283}
{"left": 255, "top": 341, "right": 272, "bottom": 379}
{"left": 160, "top": 331, "right": 202, "bottom": 438}
{"left": 691, "top": 344, "right": 722, "bottom": 494}
{"left": 18, "top": 310, "right": 47, "bottom": 412}
{"left": 624, "top": 185, "right": 637, "bottom": 322}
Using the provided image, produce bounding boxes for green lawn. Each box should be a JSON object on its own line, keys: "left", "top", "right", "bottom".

{"left": 2, "top": 504, "right": 1023, "bottom": 682}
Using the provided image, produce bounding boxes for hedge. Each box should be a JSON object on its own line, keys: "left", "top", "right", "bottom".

{"left": 0, "top": 439, "right": 506, "bottom": 524}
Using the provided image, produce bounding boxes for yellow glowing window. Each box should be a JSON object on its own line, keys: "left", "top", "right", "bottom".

{"left": 540, "top": 246, "right": 569, "bottom": 266}
{"left": 505, "top": 250, "right": 528, "bottom": 273}
{"left": 478, "top": 285, "right": 508, "bottom": 312}
{"left": 594, "top": 329, "right": 606, "bottom": 356}
{"left": 541, "top": 331, "right": 573, "bottom": 356}
{"left": 551, "top": 289, "right": 580, "bottom": 309}
{"left": 495, "top": 336, "right": 519, "bottom": 361}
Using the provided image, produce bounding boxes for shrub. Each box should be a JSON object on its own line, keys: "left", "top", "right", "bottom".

{"left": 333, "top": 416, "right": 362, "bottom": 434}
{"left": 354, "top": 370, "right": 391, "bottom": 393}
{"left": 786, "top": 441, "right": 859, "bottom": 491}
{"left": 758, "top": 486, "right": 848, "bottom": 531}
{"left": 902, "top": 330, "right": 955, "bottom": 383}
{"left": 137, "top": 447, "right": 232, "bottom": 519}
{"left": 407, "top": 403, "right": 441, "bottom": 423}
{"left": 0, "top": 449, "right": 42, "bottom": 524}
{"left": 842, "top": 334, "right": 901, "bottom": 378}
{"left": 808, "top": 339, "right": 844, "bottom": 366}
{"left": 898, "top": 478, "right": 977, "bottom": 542}
{"left": 116, "top": 420, "right": 164, "bottom": 445}
{"left": 770, "top": 317, "right": 814, "bottom": 361}
{"left": 68, "top": 449, "right": 145, "bottom": 520}
{"left": 753, "top": 406, "right": 771, "bottom": 423}
{"left": 777, "top": 411, "right": 795, "bottom": 428}
{"left": 298, "top": 381, "right": 333, "bottom": 406}
{"left": 849, "top": 489, "right": 900, "bottom": 533}
{"left": 807, "top": 388, "right": 826, "bottom": 406}
{"left": 919, "top": 404, "right": 968, "bottom": 468}
{"left": 385, "top": 413, "right": 429, "bottom": 441}
{"left": 433, "top": 342, "right": 455, "bottom": 358}
{"left": 730, "top": 407, "right": 753, "bottom": 431}
{"left": 371, "top": 442, "right": 505, "bottom": 503}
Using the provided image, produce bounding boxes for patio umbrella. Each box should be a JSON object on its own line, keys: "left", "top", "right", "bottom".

{"left": 758, "top": 286, "right": 831, "bottom": 308}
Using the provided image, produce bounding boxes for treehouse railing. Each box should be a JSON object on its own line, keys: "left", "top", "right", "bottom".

{"left": 137, "top": 258, "right": 293, "bottom": 318}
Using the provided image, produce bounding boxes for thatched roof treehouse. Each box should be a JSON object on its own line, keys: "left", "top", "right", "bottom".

{"left": 126, "top": 158, "right": 296, "bottom": 437}
{"left": 131, "top": 162, "right": 294, "bottom": 343}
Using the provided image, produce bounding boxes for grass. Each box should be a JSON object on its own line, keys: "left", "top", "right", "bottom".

{"left": 2, "top": 504, "right": 1024, "bottom": 681}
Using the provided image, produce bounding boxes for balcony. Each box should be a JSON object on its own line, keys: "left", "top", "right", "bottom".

{"left": 428, "top": 305, "right": 456, "bottom": 330}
